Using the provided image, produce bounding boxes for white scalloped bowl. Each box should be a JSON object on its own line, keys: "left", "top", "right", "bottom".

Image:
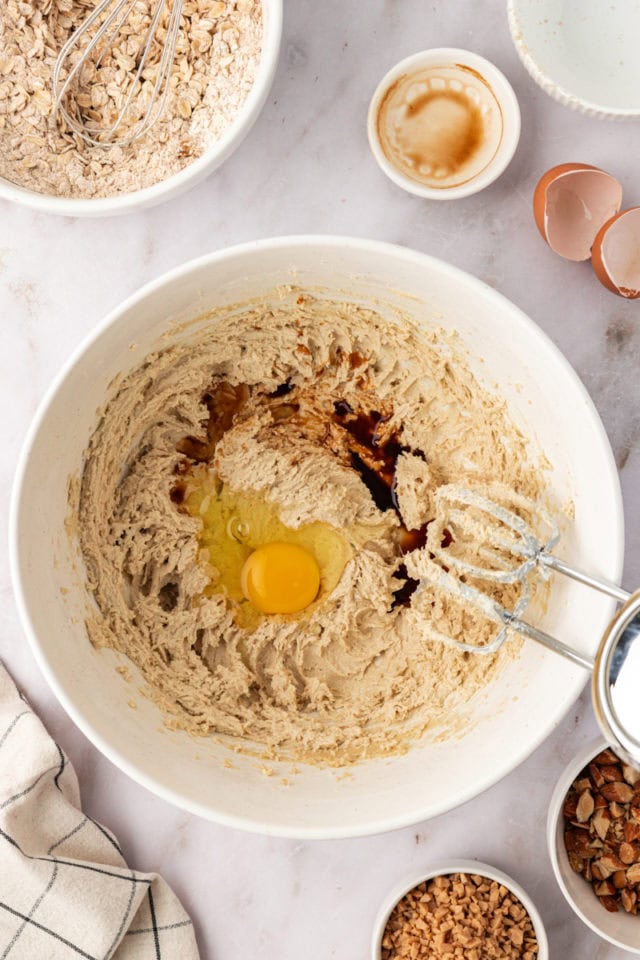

{"left": 509, "top": 0, "right": 640, "bottom": 118}
{"left": 0, "top": 0, "right": 282, "bottom": 217}
{"left": 11, "top": 236, "right": 623, "bottom": 838}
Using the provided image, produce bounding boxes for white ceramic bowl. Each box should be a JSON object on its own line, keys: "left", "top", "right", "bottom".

{"left": 0, "top": 0, "right": 282, "bottom": 217}
{"left": 509, "top": 0, "right": 640, "bottom": 119}
{"left": 548, "top": 737, "right": 640, "bottom": 953}
{"left": 371, "top": 860, "right": 549, "bottom": 959}
{"left": 367, "top": 48, "right": 521, "bottom": 199}
{"left": 11, "top": 236, "right": 623, "bottom": 838}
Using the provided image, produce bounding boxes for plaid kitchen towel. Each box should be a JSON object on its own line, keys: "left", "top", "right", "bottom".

{"left": 0, "top": 661, "right": 200, "bottom": 960}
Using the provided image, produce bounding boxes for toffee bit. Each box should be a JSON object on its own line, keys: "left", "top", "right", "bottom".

{"left": 381, "top": 873, "right": 538, "bottom": 960}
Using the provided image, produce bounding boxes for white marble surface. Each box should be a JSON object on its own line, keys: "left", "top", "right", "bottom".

{"left": 1, "top": 2, "right": 640, "bottom": 958}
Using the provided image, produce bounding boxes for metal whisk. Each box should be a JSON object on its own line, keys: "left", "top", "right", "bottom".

{"left": 421, "top": 484, "right": 629, "bottom": 670}
{"left": 421, "top": 484, "right": 640, "bottom": 769}
{"left": 52, "top": 0, "right": 184, "bottom": 148}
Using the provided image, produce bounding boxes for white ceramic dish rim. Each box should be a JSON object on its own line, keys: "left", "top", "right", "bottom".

{"left": 371, "top": 859, "right": 549, "bottom": 959}
{"left": 547, "top": 735, "right": 640, "bottom": 953}
{"left": 367, "top": 48, "right": 521, "bottom": 200}
{"left": 10, "top": 235, "right": 624, "bottom": 838}
{"left": 0, "top": 0, "right": 282, "bottom": 217}
{"left": 508, "top": 0, "right": 640, "bottom": 120}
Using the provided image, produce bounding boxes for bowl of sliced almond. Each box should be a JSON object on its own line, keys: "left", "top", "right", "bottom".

{"left": 548, "top": 737, "right": 640, "bottom": 953}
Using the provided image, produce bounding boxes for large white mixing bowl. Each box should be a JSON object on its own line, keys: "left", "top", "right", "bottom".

{"left": 10, "top": 237, "right": 623, "bottom": 838}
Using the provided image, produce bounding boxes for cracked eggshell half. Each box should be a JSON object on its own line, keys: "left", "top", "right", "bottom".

{"left": 592, "top": 207, "right": 640, "bottom": 299}
{"left": 533, "top": 163, "right": 623, "bottom": 261}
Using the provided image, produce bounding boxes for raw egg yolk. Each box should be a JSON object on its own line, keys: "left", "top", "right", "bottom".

{"left": 240, "top": 542, "right": 320, "bottom": 614}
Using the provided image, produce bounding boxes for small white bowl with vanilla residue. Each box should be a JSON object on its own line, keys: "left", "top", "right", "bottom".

{"left": 367, "top": 48, "right": 521, "bottom": 200}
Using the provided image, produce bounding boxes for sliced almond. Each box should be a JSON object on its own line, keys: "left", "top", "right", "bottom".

{"left": 563, "top": 749, "right": 640, "bottom": 915}
{"left": 622, "top": 764, "right": 640, "bottom": 787}
{"left": 621, "top": 888, "right": 637, "bottom": 914}
{"left": 593, "top": 859, "right": 613, "bottom": 880}
{"left": 599, "top": 895, "right": 619, "bottom": 913}
{"left": 600, "top": 853, "right": 626, "bottom": 872}
{"left": 627, "top": 863, "right": 640, "bottom": 884}
{"left": 594, "top": 880, "right": 616, "bottom": 896}
{"left": 576, "top": 790, "right": 595, "bottom": 822}
{"left": 602, "top": 782, "right": 634, "bottom": 804}
{"left": 600, "top": 764, "right": 624, "bottom": 783}
{"left": 592, "top": 808, "right": 611, "bottom": 841}
{"left": 624, "top": 821, "right": 640, "bottom": 843}
{"left": 619, "top": 842, "right": 640, "bottom": 865}
{"left": 613, "top": 869, "right": 628, "bottom": 890}
{"left": 574, "top": 777, "right": 592, "bottom": 794}
{"left": 570, "top": 820, "right": 590, "bottom": 832}
{"left": 567, "top": 853, "right": 584, "bottom": 874}
{"left": 611, "top": 819, "right": 625, "bottom": 843}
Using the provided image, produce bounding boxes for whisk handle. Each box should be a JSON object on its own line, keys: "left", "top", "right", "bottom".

{"left": 502, "top": 613, "right": 595, "bottom": 671}
{"left": 540, "top": 554, "right": 630, "bottom": 604}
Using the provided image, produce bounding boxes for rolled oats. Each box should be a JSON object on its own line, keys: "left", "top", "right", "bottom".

{"left": 0, "top": 0, "right": 262, "bottom": 198}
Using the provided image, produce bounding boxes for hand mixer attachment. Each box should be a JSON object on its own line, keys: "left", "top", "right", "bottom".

{"left": 52, "top": 0, "right": 184, "bottom": 148}
{"left": 421, "top": 484, "right": 630, "bottom": 671}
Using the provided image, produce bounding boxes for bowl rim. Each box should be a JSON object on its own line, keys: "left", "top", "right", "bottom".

{"left": 9, "top": 234, "right": 625, "bottom": 838}
{"left": 0, "top": 0, "right": 283, "bottom": 217}
{"left": 547, "top": 735, "right": 640, "bottom": 953}
{"left": 366, "top": 47, "right": 521, "bottom": 200}
{"left": 370, "top": 859, "right": 549, "bottom": 959}
{"left": 508, "top": 0, "right": 640, "bottom": 120}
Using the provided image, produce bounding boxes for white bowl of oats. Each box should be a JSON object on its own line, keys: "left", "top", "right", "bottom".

{"left": 0, "top": 0, "right": 281, "bottom": 216}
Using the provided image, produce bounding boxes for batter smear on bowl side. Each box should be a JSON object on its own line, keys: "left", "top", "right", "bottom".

{"left": 78, "top": 291, "right": 547, "bottom": 764}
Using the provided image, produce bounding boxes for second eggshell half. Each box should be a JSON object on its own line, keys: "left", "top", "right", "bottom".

{"left": 592, "top": 207, "right": 640, "bottom": 299}
{"left": 533, "top": 163, "right": 623, "bottom": 261}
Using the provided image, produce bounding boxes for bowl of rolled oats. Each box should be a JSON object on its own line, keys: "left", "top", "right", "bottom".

{"left": 372, "top": 860, "right": 548, "bottom": 960}
{"left": 0, "top": 0, "right": 281, "bottom": 215}
{"left": 548, "top": 737, "right": 640, "bottom": 953}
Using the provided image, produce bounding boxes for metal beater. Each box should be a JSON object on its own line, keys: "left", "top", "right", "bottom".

{"left": 52, "top": 0, "right": 184, "bottom": 148}
{"left": 421, "top": 484, "right": 640, "bottom": 768}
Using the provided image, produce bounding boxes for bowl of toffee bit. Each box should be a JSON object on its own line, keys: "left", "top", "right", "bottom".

{"left": 373, "top": 861, "right": 547, "bottom": 960}
{"left": 548, "top": 737, "right": 640, "bottom": 953}
{"left": 0, "top": 0, "right": 281, "bottom": 215}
